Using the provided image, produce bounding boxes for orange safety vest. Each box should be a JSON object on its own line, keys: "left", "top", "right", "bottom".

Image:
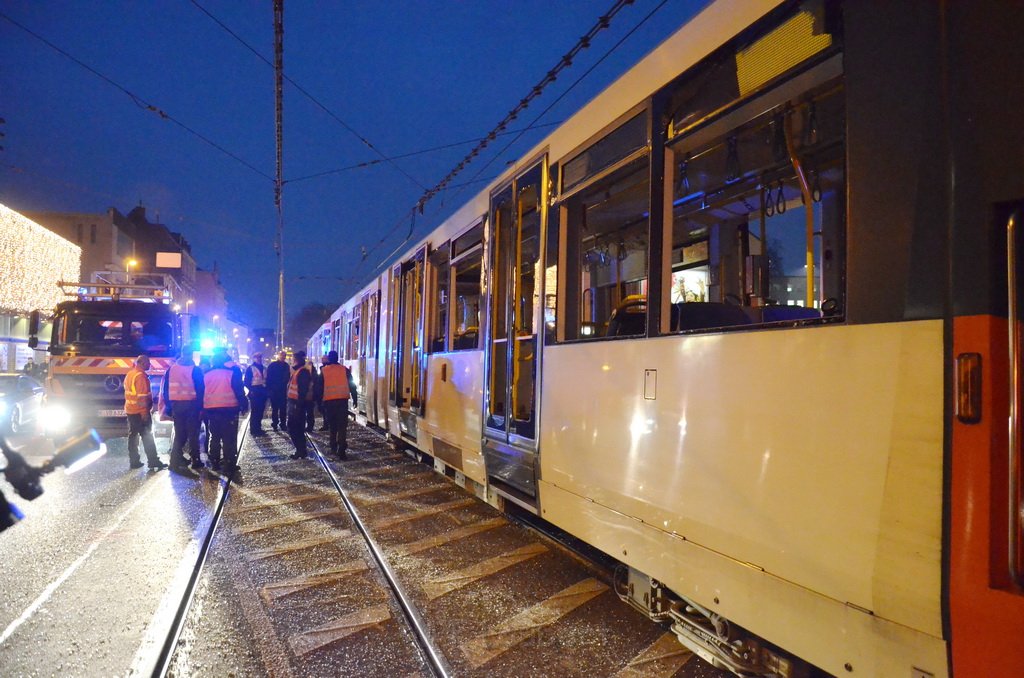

{"left": 249, "top": 363, "right": 265, "bottom": 387}
{"left": 321, "top": 363, "right": 350, "bottom": 401}
{"left": 124, "top": 367, "right": 151, "bottom": 415}
{"left": 167, "top": 363, "right": 197, "bottom": 401}
{"left": 287, "top": 364, "right": 313, "bottom": 401}
{"left": 204, "top": 368, "right": 239, "bottom": 409}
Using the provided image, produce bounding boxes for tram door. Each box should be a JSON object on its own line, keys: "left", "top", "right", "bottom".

{"left": 392, "top": 248, "right": 427, "bottom": 439}
{"left": 484, "top": 162, "right": 544, "bottom": 498}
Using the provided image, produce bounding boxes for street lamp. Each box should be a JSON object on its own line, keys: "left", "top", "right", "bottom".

{"left": 185, "top": 299, "right": 193, "bottom": 313}
{"left": 126, "top": 258, "right": 138, "bottom": 284}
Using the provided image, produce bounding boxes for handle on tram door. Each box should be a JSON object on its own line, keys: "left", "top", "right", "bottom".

{"left": 1006, "top": 209, "right": 1024, "bottom": 588}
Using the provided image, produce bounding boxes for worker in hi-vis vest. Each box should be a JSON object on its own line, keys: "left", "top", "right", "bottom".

{"left": 124, "top": 354, "right": 167, "bottom": 471}
{"left": 243, "top": 352, "right": 268, "bottom": 436}
{"left": 286, "top": 350, "right": 314, "bottom": 459}
{"left": 314, "top": 350, "right": 356, "bottom": 459}
{"left": 202, "top": 347, "right": 248, "bottom": 476}
{"left": 160, "top": 345, "right": 205, "bottom": 471}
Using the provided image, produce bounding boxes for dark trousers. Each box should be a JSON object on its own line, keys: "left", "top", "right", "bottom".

{"left": 305, "top": 399, "right": 315, "bottom": 432}
{"left": 207, "top": 409, "right": 239, "bottom": 468}
{"left": 170, "top": 401, "right": 201, "bottom": 465}
{"left": 127, "top": 413, "right": 159, "bottom": 466}
{"left": 248, "top": 387, "right": 267, "bottom": 433}
{"left": 270, "top": 391, "right": 287, "bottom": 429}
{"left": 287, "top": 400, "right": 308, "bottom": 457}
{"left": 323, "top": 399, "right": 349, "bottom": 455}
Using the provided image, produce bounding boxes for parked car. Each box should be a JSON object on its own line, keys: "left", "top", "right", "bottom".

{"left": 0, "top": 374, "right": 44, "bottom": 434}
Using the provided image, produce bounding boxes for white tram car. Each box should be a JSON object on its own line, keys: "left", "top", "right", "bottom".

{"left": 310, "top": 1, "right": 1024, "bottom": 675}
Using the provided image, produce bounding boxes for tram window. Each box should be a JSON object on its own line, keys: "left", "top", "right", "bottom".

{"left": 451, "top": 245, "right": 482, "bottom": 351}
{"left": 544, "top": 192, "right": 560, "bottom": 345}
{"left": 428, "top": 245, "right": 450, "bottom": 353}
{"left": 563, "top": 113, "right": 647, "bottom": 194}
{"left": 562, "top": 157, "right": 650, "bottom": 341}
{"left": 666, "top": 81, "right": 845, "bottom": 333}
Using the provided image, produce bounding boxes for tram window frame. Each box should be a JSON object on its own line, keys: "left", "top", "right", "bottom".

{"left": 450, "top": 223, "right": 484, "bottom": 352}
{"left": 661, "top": 73, "right": 845, "bottom": 336}
{"left": 428, "top": 243, "right": 451, "bottom": 353}
{"left": 557, "top": 154, "right": 652, "bottom": 343}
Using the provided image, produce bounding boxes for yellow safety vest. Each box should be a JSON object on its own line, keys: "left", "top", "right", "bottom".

{"left": 321, "top": 363, "right": 350, "bottom": 401}
{"left": 167, "top": 363, "right": 197, "bottom": 401}
{"left": 203, "top": 368, "right": 238, "bottom": 409}
{"left": 124, "top": 367, "right": 151, "bottom": 415}
{"left": 249, "top": 364, "right": 265, "bottom": 387}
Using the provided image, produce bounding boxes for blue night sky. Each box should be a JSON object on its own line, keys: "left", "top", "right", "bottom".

{"left": 1, "top": 1, "right": 704, "bottom": 328}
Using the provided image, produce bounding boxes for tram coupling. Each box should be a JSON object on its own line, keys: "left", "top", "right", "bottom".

{"left": 615, "top": 566, "right": 810, "bottom": 678}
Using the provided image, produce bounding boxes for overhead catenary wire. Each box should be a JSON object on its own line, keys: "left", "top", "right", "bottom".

{"left": 447, "top": 0, "right": 672, "bottom": 208}
{"left": 0, "top": 10, "right": 274, "bottom": 183}
{"left": 412, "top": 0, "right": 638, "bottom": 215}
{"left": 351, "top": 0, "right": 671, "bottom": 295}
{"left": 189, "top": 0, "right": 427, "bottom": 192}
{"left": 284, "top": 121, "right": 563, "bottom": 185}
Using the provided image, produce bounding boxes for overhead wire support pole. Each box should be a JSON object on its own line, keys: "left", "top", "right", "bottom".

{"left": 274, "top": 0, "right": 285, "bottom": 351}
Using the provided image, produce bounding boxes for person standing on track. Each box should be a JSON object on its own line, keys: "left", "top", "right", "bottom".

{"left": 124, "top": 354, "right": 167, "bottom": 471}
{"left": 266, "top": 350, "right": 290, "bottom": 432}
{"left": 203, "top": 348, "right": 248, "bottom": 476}
{"left": 160, "top": 346, "right": 205, "bottom": 471}
{"left": 243, "top": 352, "right": 268, "bottom": 436}
{"left": 315, "top": 350, "right": 351, "bottom": 459}
{"left": 287, "top": 350, "right": 314, "bottom": 459}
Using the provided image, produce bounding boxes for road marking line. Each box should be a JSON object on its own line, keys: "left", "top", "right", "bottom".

{"left": 394, "top": 517, "right": 506, "bottom": 556}
{"left": 460, "top": 578, "right": 609, "bottom": 668}
{"left": 288, "top": 603, "right": 392, "bottom": 657}
{"left": 0, "top": 477, "right": 164, "bottom": 646}
{"left": 368, "top": 497, "right": 476, "bottom": 530}
{"left": 260, "top": 560, "right": 369, "bottom": 602}
{"left": 612, "top": 632, "right": 694, "bottom": 678}
{"left": 351, "top": 483, "right": 445, "bottom": 507}
{"left": 226, "top": 493, "right": 332, "bottom": 514}
{"left": 233, "top": 507, "right": 345, "bottom": 534}
{"left": 244, "top": 533, "right": 350, "bottom": 561}
{"left": 423, "top": 543, "right": 547, "bottom": 601}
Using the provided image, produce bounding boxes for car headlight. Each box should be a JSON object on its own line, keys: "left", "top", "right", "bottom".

{"left": 42, "top": 404, "right": 72, "bottom": 430}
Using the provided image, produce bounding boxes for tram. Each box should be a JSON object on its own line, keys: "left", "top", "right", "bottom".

{"left": 310, "top": 1, "right": 1024, "bottom": 675}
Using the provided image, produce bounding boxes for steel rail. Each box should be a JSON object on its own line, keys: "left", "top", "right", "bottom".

{"left": 306, "top": 433, "right": 452, "bottom": 678}
{"left": 151, "top": 413, "right": 251, "bottom": 677}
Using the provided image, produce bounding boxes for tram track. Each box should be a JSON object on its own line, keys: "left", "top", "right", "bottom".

{"left": 155, "top": 416, "right": 712, "bottom": 677}
{"left": 305, "top": 432, "right": 453, "bottom": 678}
{"left": 150, "top": 415, "right": 250, "bottom": 678}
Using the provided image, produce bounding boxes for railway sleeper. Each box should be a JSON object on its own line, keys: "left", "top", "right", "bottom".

{"left": 616, "top": 566, "right": 814, "bottom": 678}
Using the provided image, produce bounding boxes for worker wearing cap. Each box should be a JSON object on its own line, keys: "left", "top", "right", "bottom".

{"left": 124, "top": 354, "right": 167, "bottom": 471}
{"left": 243, "top": 352, "right": 268, "bottom": 436}
{"left": 160, "top": 346, "right": 205, "bottom": 471}
{"left": 266, "top": 350, "right": 290, "bottom": 432}
{"left": 203, "top": 347, "right": 248, "bottom": 476}
{"left": 286, "top": 350, "right": 313, "bottom": 459}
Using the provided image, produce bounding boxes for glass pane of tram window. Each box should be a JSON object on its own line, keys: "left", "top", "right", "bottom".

{"left": 428, "top": 245, "right": 450, "bottom": 353}
{"left": 512, "top": 167, "right": 543, "bottom": 436}
{"left": 544, "top": 191, "right": 560, "bottom": 345}
{"left": 563, "top": 157, "right": 651, "bottom": 340}
{"left": 667, "top": 85, "right": 845, "bottom": 332}
{"left": 452, "top": 254, "right": 481, "bottom": 350}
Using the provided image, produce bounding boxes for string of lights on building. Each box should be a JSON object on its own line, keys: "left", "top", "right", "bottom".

{"left": 0, "top": 203, "right": 81, "bottom": 315}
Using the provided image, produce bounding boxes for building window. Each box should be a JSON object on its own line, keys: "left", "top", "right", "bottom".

{"left": 90, "top": 224, "right": 97, "bottom": 244}
{"left": 76, "top": 224, "right": 83, "bottom": 243}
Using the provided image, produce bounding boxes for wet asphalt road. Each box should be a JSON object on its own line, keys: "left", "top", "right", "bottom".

{"left": 0, "top": 430, "right": 228, "bottom": 676}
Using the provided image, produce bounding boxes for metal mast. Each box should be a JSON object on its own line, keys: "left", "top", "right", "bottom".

{"left": 273, "top": 0, "right": 285, "bottom": 350}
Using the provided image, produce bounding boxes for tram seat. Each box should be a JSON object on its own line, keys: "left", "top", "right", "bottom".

{"left": 761, "top": 305, "right": 821, "bottom": 322}
{"left": 670, "top": 302, "right": 751, "bottom": 332}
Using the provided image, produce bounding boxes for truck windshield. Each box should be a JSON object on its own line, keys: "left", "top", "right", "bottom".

{"left": 52, "top": 308, "right": 176, "bottom": 357}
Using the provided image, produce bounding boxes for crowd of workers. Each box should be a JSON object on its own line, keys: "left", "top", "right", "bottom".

{"left": 121, "top": 347, "right": 356, "bottom": 476}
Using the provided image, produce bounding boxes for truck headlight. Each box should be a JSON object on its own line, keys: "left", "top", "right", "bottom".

{"left": 42, "top": 404, "right": 72, "bottom": 431}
